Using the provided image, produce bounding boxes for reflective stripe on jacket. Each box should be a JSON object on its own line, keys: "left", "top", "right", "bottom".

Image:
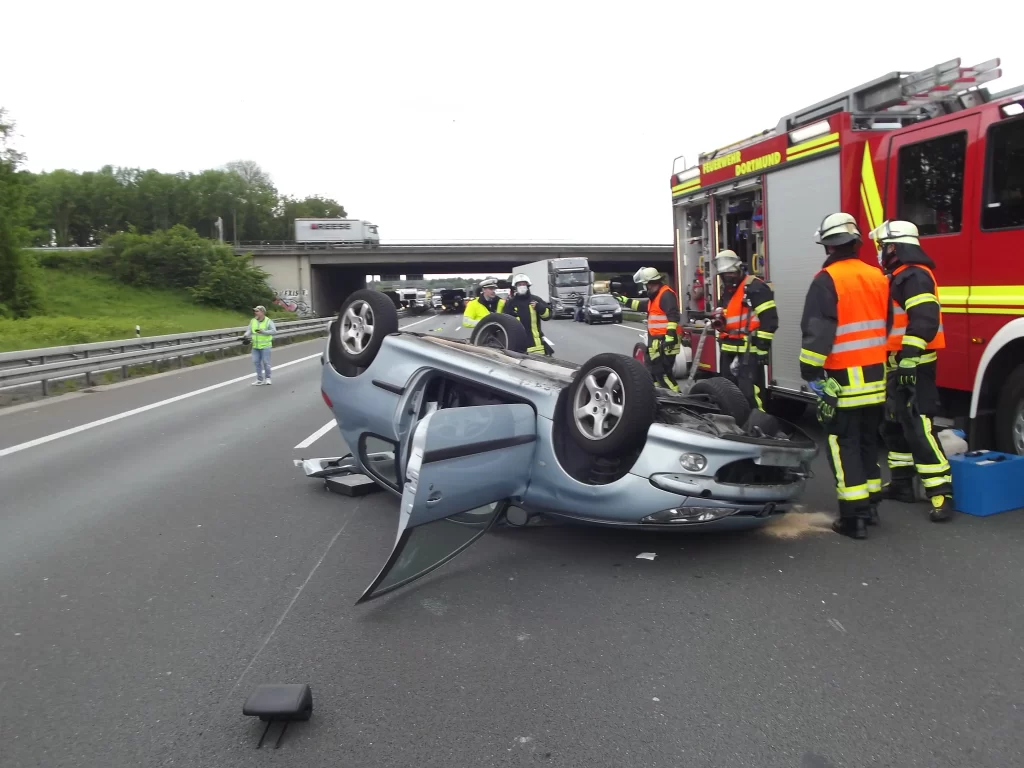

{"left": 818, "top": 260, "right": 889, "bottom": 370}
{"left": 647, "top": 283, "right": 674, "bottom": 337}
{"left": 721, "top": 276, "right": 777, "bottom": 356}
{"left": 887, "top": 263, "right": 945, "bottom": 359}
{"left": 799, "top": 256, "right": 890, "bottom": 409}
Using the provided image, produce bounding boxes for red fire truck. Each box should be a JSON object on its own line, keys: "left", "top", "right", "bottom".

{"left": 668, "top": 57, "right": 1024, "bottom": 455}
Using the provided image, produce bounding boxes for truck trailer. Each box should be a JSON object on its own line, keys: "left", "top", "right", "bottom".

{"left": 294, "top": 218, "right": 380, "bottom": 248}
{"left": 510, "top": 258, "right": 593, "bottom": 318}
{"left": 666, "top": 56, "right": 1024, "bottom": 454}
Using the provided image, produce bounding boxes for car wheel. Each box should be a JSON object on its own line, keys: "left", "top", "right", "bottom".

{"left": 690, "top": 376, "right": 752, "bottom": 425}
{"left": 334, "top": 288, "right": 399, "bottom": 368}
{"left": 743, "top": 409, "right": 787, "bottom": 438}
{"left": 567, "top": 353, "right": 656, "bottom": 457}
{"left": 632, "top": 342, "right": 649, "bottom": 365}
{"left": 470, "top": 313, "right": 529, "bottom": 353}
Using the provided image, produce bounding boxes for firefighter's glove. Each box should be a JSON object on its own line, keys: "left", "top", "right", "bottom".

{"left": 647, "top": 337, "right": 661, "bottom": 357}
{"left": 664, "top": 329, "right": 678, "bottom": 348}
{"left": 810, "top": 378, "right": 841, "bottom": 425}
{"left": 615, "top": 294, "right": 628, "bottom": 305}
{"left": 897, "top": 357, "right": 918, "bottom": 388}
{"left": 729, "top": 357, "right": 740, "bottom": 377}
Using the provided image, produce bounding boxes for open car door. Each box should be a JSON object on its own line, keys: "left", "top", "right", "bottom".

{"left": 356, "top": 403, "right": 537, "bottom": 604}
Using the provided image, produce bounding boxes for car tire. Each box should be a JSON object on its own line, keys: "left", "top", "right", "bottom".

{"left": 743, "top": 408, "right": 787, "bottom": 438}
{"left": 333, "top": 288, "right": 399, "bottom": 368}
{"left": 566, "top": 353, "right": 657, "bottom": 457}
{"left": 470, "top": 313, "right": 529, "bottom": 353}
{"left": 690, "top": 376, "right": 752, "bottom": 425}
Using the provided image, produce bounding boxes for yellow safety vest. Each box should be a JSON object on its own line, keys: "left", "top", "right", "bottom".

{"left": 462, "top": 297, "right": 506, "bottom": 328}
{"left": 250, "top": 317, "right": 273, "bottom": 349}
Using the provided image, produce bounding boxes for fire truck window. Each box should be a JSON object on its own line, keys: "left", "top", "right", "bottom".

{"left": 982, "top": 118, "right": 1024, "bottom": 231}
{"left": 897, "top": 131, "right": 967, "bottom": 236}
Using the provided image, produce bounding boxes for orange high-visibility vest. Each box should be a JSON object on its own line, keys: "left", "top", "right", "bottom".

{"left": 647, "top": 283, "right": 675, "bottom": 337}
{"left": 887, "top": 263, "right": 946, "bottom": 352}
{"left": 821, "top": 259, "right": 890, "bottom": 370}
{"left": 723, "top": 276, "right": 760, "bottom": 342}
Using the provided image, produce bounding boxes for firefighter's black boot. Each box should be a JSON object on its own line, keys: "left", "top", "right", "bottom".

{"left": 929, "top": 494, "right": 954, "bottom": 523}
{"left": 867, "top": 503, "right": 880, "bottom": 526}
{"left": 881, "top": 477, "right": 916, "bottom": 503}
{"left": 832, "top": 515, "right": 867, "bottom": 540}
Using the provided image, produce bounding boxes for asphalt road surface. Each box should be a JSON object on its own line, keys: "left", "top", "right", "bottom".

{"left": 3, "top": 311, "right": 1024, "bottom": 768}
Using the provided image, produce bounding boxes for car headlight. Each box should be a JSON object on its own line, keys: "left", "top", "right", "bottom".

{"left": 679, "top": 452, "right": 707, "bottom": 472}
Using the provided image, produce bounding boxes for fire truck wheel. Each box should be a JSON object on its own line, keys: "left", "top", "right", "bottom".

{"left": 632, "top": 343, "right": 650, "bottom": 365}
{"left": 995, "top": 364, "right": 1024, "bottom": 456}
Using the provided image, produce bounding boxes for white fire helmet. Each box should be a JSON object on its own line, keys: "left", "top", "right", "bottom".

{"left": 632, "top": 266, "right": 662, "bottom": 284}
{"left": 713, "top": 250, "right": 742, "bottom": 274}
{"left": 814, "top": 212, "right": 862, "bottom": 247}
{"left": 511, "top": 273, "right": 531, "bottom": 295}
{"left": 869, "top": 220, "right": 921, "bottom": 247}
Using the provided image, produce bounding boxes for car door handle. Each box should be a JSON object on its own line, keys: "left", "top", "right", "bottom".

{"left": 426, "top": 490, "right": 442, "bottom": 506}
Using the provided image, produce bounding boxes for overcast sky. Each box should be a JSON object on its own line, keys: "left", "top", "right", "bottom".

{"left": 5, "top": 0, "right": 1019, "bottom": 263}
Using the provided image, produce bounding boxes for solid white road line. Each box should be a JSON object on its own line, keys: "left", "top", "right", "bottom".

{"left": 294, "top": 419, "right": 338, "bottom": 450}
{"left": 0, "top": 352, "right": 323, "bottom": 459}
{"left": 400, "top": 316, "right": 434, "bottom": 329}
{"left": 0, "top": 317, "right": 438, "bottom": 460}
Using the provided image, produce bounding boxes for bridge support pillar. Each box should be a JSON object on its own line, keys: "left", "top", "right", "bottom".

{"left": 311, "top": 266, "right": 368, "bottom": 318}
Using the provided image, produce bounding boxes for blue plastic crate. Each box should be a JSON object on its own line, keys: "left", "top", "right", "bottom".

{"left": 949, "top": 450, "right": 1024, "bottom": 516}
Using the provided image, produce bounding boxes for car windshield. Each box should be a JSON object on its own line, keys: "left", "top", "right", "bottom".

{"left": 554, "top": 272, "right": 590, "bottom": 287}
{"left": 590, "top": 295, "right": 618, "bottom": 306}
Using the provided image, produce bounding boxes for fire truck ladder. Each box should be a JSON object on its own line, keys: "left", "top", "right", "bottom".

{"left": 777, "top": 57, "right": 1004, "bottom": 131}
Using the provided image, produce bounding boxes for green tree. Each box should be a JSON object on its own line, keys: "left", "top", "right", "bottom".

{"left": 0, "top": 107, "right": 43, "bottom": 318}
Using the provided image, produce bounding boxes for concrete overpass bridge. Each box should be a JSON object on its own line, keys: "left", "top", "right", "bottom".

{"left": 238, "top": 242, "right": 674, "bottom": 317}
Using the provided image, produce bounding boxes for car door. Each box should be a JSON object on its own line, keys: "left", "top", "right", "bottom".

{"left": 356, "top": 402, "right": 538, "bottom": 604}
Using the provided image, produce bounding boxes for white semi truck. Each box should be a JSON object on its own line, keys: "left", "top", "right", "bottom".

{"left": 294, "top": 218, "right": 380, "bottom": 248}
{"left": 510, "top": 257, "right": 592, "bottom": 319}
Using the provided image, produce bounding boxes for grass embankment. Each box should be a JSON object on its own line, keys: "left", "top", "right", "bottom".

{"left": 0, "top": 268, "right": 290, "bottom": 353}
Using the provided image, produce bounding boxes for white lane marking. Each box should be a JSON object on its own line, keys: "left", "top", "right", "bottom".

{"left": 400, "top": 316, "right": 434, "bottom": 329}
{"left": 0, "top": 352, "right": 322, "bottom": 459}
{"left": 1, "top": 317, "right": 433, "bottom": 459}
{"left": 294, "top": 419, "right": 337, "bottom": 450}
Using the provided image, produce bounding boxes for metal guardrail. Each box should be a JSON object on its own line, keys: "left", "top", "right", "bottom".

{"left": 0, "top": 318, "right": 332, "bottom": 394}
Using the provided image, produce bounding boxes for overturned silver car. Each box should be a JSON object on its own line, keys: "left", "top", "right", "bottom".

{"left": 303, "top": 289, "right": 819, "bottom": 603}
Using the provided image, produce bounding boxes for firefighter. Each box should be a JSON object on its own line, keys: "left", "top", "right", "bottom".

{"left": 462, "top": 277, "right": 506, "bottom": 329}
{"left": 502, "top": 273, "right": 553, "bottom": 355}
{"left": 870, "top": 220, "right": 954, "bottom": 523}
{"left": 799, "top": 212, "right": 892, "bottom": 539}
{"left": 711, "top": 249, "right": 778, "bottom": 411}
{"left": 615, "top": 267, "right": 681, "bottom": 391}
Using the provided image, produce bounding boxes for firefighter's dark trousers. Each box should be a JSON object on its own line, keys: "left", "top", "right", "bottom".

{"left": 720, "top": 350, "right": 767, "bottom": 411}
{"left": 824, "top": 404, "right": 885, "bottom": 520}
{"left": 879, "top": 361, "right": 952, "bottom": 498}
{"left": 647, "top": 354, "right": 679, "bottom": 391}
